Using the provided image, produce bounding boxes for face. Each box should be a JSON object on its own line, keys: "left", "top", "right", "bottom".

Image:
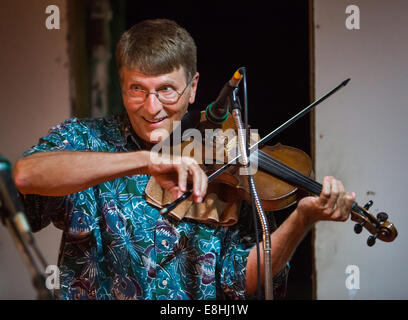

{"left": 120, "top": 67, "right": 199, "bottom": 145}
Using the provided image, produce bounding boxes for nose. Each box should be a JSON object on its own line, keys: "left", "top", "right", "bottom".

{"left": 143, "top": 93, "right": 163, "bottom": 116}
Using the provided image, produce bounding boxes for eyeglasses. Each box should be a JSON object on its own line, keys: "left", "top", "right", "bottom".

{"left": 123, "top": 79, "right": 193, "bottom": 105}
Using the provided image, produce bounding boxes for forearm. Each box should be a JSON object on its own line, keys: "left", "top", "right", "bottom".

{"left": 246, "top": 208, "right": 313, "bottom": 295}
{"left": 13, "top": 150, "right": 150, "bottom": 196}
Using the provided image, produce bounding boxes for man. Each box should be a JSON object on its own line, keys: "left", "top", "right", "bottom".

{"left": 13, "top": 19, "right": 355, "bottom": 300}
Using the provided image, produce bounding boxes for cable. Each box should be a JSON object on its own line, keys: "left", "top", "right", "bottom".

{"left": 239, "top": 67, "right": 262, "bottom": 300}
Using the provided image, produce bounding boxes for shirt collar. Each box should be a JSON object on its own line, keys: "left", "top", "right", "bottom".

{"left": 117, "top": 111, "right": 144, "bottom": 151}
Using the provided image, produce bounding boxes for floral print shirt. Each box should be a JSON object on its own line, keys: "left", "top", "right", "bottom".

{"left": 20, "top": 112, "right": 289, "bottom": 300}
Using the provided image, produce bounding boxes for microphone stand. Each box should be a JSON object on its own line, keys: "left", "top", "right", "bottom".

{"left": 0, "top": 210, "right": 54, "bottom": 300}
{"left": 160, "top": 77, "right": 351, "bottom": 299}
{"left": 161, "top": 78, "right": 351, "bottom": 214}
{"left": 229, "top": 86, "right": 274, "bottom": 300}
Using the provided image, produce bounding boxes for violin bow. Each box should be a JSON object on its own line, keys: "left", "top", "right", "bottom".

{"left": 160, "top": 78, "right": 351, "bottom": 215}
{"left": 161, "top": 78, "right": 397, "bottom": 245}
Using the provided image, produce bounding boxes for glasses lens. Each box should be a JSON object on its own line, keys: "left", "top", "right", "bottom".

{"left": 128, "top": 89, "right": 146, "bottom": 103}
{"left": 157, "top": 89, "right": 179, "bottom": 104}
{"left": 127, "top": 81, "right": 190, "bottom": 104}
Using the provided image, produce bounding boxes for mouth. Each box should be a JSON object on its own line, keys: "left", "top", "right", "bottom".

{"left": 142, "top": 116, "right": 168, "bottom": 125}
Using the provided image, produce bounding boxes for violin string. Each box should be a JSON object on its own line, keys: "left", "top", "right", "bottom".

{"left": 254, "top": 152, "right": 379, "bottom": 231}
{"left": 257, "top": 155, "right": 321, "bottom": 195}
{"left": 257, "top": 151, "right": 322, "bottom": 194}
{"left": 256, "top": 152, "right": 369, "bottom": 221}
{"left": 254, "top": 150, "right": 323, "bottom": 195}
{"left": 261, "top": 153, "right": 322, "bottom": 195}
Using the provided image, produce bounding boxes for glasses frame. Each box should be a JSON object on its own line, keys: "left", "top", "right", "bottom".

{"left": 123, "top": 78, "right": 194, "bottom": 105}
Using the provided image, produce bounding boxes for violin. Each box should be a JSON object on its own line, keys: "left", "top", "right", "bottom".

{"left": 145, "top": 109, "right": 398, "bottom": 246}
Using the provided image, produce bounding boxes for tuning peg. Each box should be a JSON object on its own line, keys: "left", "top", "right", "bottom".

{"left": 367, "top": 233, "right": 378, "bottom": 247}
{"left": 376, "top": 212, "right": 388, "bottom": 223}
{"left": 354, "top": 221, "right": 365, "bottom": 234}
{"left": 364, "top": 200, "right": 374, "bottom": 210}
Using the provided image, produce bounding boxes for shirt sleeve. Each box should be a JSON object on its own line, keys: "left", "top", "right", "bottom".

{"left": 216, "top": 202, "right": 290, "bottom": 300}
{"left": 19, "top": 118, "right": 88, "bottom": 232}
{"left": 216, "top": 227, "right": 255, "bottom": 300}
{"left": 215, "top": 227, "right": 290, "bottom": 300}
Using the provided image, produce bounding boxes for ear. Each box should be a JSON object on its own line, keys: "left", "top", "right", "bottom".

{"left": 188, "top": 72, "right": 199, "bottom": 104}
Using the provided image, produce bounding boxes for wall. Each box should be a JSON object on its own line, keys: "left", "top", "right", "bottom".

{"left": 2, "top": 0, "right": 407, "bottom": 301}
{"left": 314, "top": 0, "right": 408, "bottom": 299}
{"left": 0, "top": 0, "right": 69, "bottom": 299}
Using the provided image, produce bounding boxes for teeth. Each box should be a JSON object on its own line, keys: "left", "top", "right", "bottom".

{"left": 145, "top": 117, "right": 167, "bottom": 123}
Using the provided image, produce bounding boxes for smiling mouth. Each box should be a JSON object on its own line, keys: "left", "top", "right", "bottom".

{"left": 142, "top": 116, "right": 168, "bottom": 124}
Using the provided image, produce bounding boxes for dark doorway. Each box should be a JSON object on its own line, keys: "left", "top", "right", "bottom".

{"left": 109, "top": 1, "right": 313, "bottom": 299}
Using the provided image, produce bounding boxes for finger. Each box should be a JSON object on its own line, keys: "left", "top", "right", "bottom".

{"left": 170, "top": 186, "right": 182, "bottom": 201}
{"left": 319, "top": 176, "right": 333, "bottom": 206}
{"left": 187, "top": 162, "right": 203, "bottom": 203}
{"left": 332, "top": 191, "right": 355, "bottom": 221}
{"left": 331, "top": 194, "right": 345, "bottom": 221}
{"left": 325, "top": 177, "right": 340, "bottom": 212}
{"left": 194, "top": 164, "right": 208, "bottom": 202}
{"left": 335, "top": 181, "right": 348, "bottom": 221}
{"left": 340, "top": 191, "right": 355, "bottom": 220}
{"left": 320, "top": 176, "right": 338, "bottom": 212}
{"left": 176, "top": 163, "right": 188, "bottom": 193}
{"left": 200, "top": 166, "right": 208, "bottom": 198}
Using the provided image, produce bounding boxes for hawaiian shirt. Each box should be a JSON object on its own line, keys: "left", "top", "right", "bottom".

{"left": 20, "top": 111, "right": 289, "bottom": 300}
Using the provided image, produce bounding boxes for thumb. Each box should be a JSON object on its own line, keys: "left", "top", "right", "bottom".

{"left": 170, "top": 186, "right": 183, "bottom": 201}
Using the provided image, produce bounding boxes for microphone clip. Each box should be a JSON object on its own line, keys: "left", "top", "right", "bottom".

{"left": 230, "top": 86, "right": 241, "bottom": 111}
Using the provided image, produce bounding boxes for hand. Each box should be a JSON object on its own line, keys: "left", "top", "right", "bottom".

{"left": 296, "top": 176, "right": 356, "bottom": 225}
{"left": 146, "top": 152, "right": 207, "bottom": 203}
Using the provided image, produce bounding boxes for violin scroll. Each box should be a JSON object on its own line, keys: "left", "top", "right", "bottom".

{"left": 351, "top": 201, "right": 397, "bottom": 246}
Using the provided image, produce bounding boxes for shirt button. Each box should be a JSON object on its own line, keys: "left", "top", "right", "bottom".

{"left": 161, "top": 239, "right": 168, "bottom": 246}
{"left": 162, "top": 279, "right": 168, "bottom": 286}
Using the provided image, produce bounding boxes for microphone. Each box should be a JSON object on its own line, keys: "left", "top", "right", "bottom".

{"left": 160, "top": 69, "right": 244, "bottom": 215}
{"left": 0, "top": 155, "right": 33, "bottom": 243}
{"left": 205, "top": 68, "right": 244, "bottom": 125}
{"left": 0, "top": 155, "right": 55, "bottom": 299}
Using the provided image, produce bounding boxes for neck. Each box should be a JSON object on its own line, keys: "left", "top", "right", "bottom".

{"left": 140, "top": 139, "right": 155, "bottom": 151}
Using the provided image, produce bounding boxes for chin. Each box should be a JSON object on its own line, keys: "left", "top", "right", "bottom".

{"left": 132, "top": 116, "right": 176, "bottom": 144}
{"left": 142, "top": 127, "right": 171, "bottom": 144}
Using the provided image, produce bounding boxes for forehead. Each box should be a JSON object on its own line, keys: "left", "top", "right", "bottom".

{"left": 120, "top": 67, "right": 187, "bottom": 85}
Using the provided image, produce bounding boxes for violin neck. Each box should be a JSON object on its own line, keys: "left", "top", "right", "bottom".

{"left": 255, "top": 149, "right": 323, "bottom": 196}
{"left": 252, "top": 151, "right": 398, "bottom": 245}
